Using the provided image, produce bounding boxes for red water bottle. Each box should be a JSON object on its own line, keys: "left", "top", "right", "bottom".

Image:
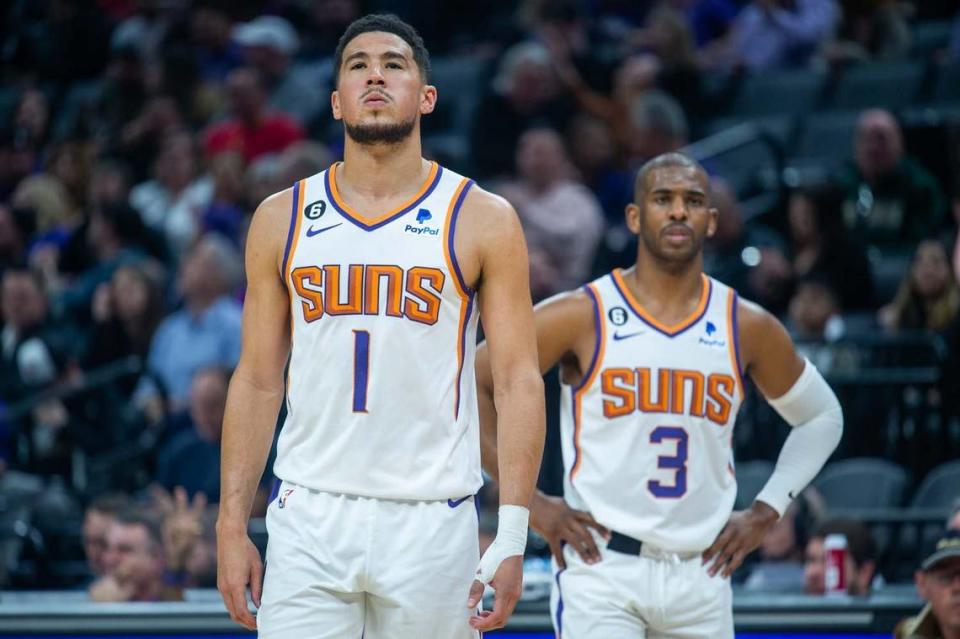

{"left": 824, "top": 533, "right": 848, "bottom": 596}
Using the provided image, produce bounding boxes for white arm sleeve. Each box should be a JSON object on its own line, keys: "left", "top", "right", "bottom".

{"left": 754, "top": 359, "right": 843, "bottom": 516}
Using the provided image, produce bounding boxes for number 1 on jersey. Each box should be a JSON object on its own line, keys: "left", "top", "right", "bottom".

{"left": 353, "top": 330, "right": 370, "bottom": 413}
{"left": 648, "top": 426, "right": 688, "bottom": 498}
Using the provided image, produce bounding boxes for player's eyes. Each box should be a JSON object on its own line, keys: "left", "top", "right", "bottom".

{"left": 386, "top": 62, "right": 403, "bottom": 69}
{"left": 350, "top": 62, "right": 365, "bottom": 70}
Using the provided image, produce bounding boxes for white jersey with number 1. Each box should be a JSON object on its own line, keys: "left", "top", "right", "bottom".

{"left": 274, "top": 162, "right": 483, "bottom": 502}
{"left": 560, "top": 269, "right": 745, "bottom": 552}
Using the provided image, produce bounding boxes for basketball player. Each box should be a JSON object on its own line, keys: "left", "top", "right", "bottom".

{"left": 477, "top": 153, "right": 844, "bottom": 637}
{"left": 216, "top": 15, "right": 545, "bottom": 638}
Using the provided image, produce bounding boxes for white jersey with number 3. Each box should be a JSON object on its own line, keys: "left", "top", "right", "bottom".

{"left": 274, "top": 162, "right": 482, "bottom": 501}
{"left": 560, "top": 270, "right": 745, "bottom": 552}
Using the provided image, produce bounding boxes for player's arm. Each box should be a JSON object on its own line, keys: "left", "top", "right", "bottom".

{"left": 215, "top": 190, "right": 293, "bottom": 630}
{"left": 703, "top": 300, "right": 843, "bottom": 577}
{"left": 477, "top": 291, "right": 608, "bottom": 567}
{"left": 458, "top": 188, "right": 544, "bottom": 631}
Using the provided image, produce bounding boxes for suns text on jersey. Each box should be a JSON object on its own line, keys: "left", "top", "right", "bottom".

{"left": 600, "top": 367, "right": 736, "bottom": 426}
{"left": 290, "top": 264, "right": 445, "bottom": 325}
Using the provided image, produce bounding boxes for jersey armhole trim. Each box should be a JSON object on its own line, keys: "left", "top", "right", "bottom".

{"left": 444, "top": 178, "right": 476, "bottom": 297}
{"left": 281, "top": 179, "right": 305, "bottom": 282}
{"left": 570, "top": 283, "right": 605, "bottom": 482}
{"left": 727, "top": 288, "right": 745, "bottom": 401}
{"left": 572, "top": 283, "right": 605, "bottom": 393}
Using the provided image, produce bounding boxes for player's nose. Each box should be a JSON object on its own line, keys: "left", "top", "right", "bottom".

{"left": 366, "top": 66, "right": 386, "bottom": 84}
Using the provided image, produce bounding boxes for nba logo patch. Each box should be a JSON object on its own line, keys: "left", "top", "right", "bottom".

{"left": 278, "top": 488, "right": 295, "bottom": 509}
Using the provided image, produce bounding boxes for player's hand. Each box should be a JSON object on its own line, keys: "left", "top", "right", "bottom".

{"left": 216, "top": 526, "right": 262, "bottom": 631}
{"left": 466, "top": 554, "right": 523, "bottom": 631}
{"left": 702, "top": 501, "right": 779, "bottom": 578}
{"left": 531, "top": 491, "right": 608, "bottom": 568}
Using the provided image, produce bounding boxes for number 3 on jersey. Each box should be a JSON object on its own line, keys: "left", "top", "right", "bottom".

{"left": 648, "top": 426, "right": 688, "bottom": 498}
{"left": 352, "top": 330, "right": 370, "bottom": 413}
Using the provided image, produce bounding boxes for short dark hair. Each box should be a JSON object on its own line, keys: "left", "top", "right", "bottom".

{"left": 333, "top": 14, "right": 431, "bottom": 85}
{"left": 812, "top": 518, "right": 878, "bottom": 568}
{"left": 634, "top": 152, "right": 707, "bottom": 200}
{"left": 114, "top": 508, "right": 163, "bottom": 553}
{"left": 88, "top": 493, "right": 132, "bottom": 518}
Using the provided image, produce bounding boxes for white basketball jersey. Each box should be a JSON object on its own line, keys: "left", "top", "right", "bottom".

{"left": 560, "top": 269, "right": 745, "bottom": 552}
{"left": 275, "top": 162, "right": 482, "bottom": 501}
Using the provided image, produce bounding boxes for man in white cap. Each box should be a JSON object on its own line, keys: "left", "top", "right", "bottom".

{"left": 233, "top": 15, "right": 326, "bottom": 127}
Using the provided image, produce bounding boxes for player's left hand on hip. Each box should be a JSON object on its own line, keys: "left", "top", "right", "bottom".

{"left": 701, "top": 500, "right": 778, "bottom": 578}
{"left": 467, "top": 554, "right": 523, "bottom": 631}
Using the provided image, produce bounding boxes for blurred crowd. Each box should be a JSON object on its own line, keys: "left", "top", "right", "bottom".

{"left": 0, "top": 0, "right": 959, "bottom": 598}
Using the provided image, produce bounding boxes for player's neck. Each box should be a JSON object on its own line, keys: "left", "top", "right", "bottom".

{"left": 626, "top": 253, "right": 704, "bottom": 311}
{"left": 340, "top": 134, "right": 427, "bottom": 201}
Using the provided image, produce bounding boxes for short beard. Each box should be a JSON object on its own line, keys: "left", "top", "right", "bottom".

{"left": 344, "top": 117, "right": 416, "bottom": 146}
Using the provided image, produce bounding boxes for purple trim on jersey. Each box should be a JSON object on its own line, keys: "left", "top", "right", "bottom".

{"left": 324, "top": 166, "right": 444, "bottom": 231}
{"left": 454, "top": 292, "right": 475, "bottom": 419}
{"left": 280, "top": 180, "right": 301, "bottom": 278}
{"left": 267, "top": 478, "right": 281, "bottom": 505}
{"left": 353, "top": 330, "right": 370, "bottom": 412}
{"left": 447, "top": 179, "right": 476, "bottom": 294}
{"left": 573, "top": 285, "right": 603, "bottom": 393}
{"left": 732, "top": 290, "right": 744, "bottom": 377}
{"left": 609, "top": 273, "right": 714, "bottom": 338}
{"left": 554, "top": 553, "right": 567, "bottom": 638}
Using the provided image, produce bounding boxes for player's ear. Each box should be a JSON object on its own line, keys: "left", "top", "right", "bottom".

{"left": 331, "top": 90, "right": 342, "bottom": 121}
{"left": 419, "top": 84, "right": 437, "bottom": 115}
{"left": 625, "top": 203, "right": 641, "bottom": 235}
{"left": 706, "top": 206, "right": 719, "bottom": 238}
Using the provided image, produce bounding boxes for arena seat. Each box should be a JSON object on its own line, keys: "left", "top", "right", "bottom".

{"left": 910, "top": 460, "right": 960, "bottom": 508}
{"left": 828, "top": 62, "right": 927, "bottom": 111}
{"left": 814, "top": 458, "right": 910, "bottom": 509}
{"left": 727, "top": 69, "right": 827, "bottom": 118}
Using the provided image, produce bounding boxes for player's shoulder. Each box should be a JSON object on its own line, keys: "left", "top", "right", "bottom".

{"left": 246, "top": 186, "right": 297, "bottom": 264}
{"left": 534, "top": 287, "right": 597, "bottom": 337}
{"left": 459, "top": 183, "right": 517, "bottom": 226}
{"left": 735, "top": 295, "right": 782, "bottom": 336}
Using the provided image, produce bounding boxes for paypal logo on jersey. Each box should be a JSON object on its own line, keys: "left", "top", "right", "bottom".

{"left": 405, "top": 208, "right": 439, "bottom": 236}
{"left": 698, "top": 320, "right": 726, "bottom": 347}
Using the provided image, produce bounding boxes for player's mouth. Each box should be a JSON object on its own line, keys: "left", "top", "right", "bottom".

{"left": 363, "top": 92, "right": 391, "bottom": 106}
{"left": 662, "top": 224, "right": 692, "bottom": 242}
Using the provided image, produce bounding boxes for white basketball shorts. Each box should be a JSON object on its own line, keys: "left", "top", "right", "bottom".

{"left": 550, "top": 535, "right": 733, "bottom": 639}
{"left": 257, "top": 481, "right": 481, "bottom": 638}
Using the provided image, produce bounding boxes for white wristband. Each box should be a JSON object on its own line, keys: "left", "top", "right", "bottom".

{"left": 475, "top": 505, "right": 529, "bottom": 584}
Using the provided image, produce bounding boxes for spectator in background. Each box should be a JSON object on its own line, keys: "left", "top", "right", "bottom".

{"left": 788, "top": 274, "right": 845, "bottom": 341}
{"left": 495, "top": 128, "right": 604, "bottom": 300}
{"left": 804, "top": 518, "right": 879, "bottom": 596}
{"left": 0, "top": 128, "right": 39, "bottom": 202}
{"left": 746, "top": 488, "right": 826, "bottom": 592}
{"left": 880, "top": 239, "right": 960, "bottom": 334}
{"left": 88, "top": 45, "right": 151, "bottom": 150}
{"left": 150, "top": 486, "right": 217, "bottom": 588}
{"left": 840, "top": 110, "right": 947, "bottom": 253}
{"left": 704, "top": 177, "right": 785, "bottom": 296}
{"left": 233, "top": 15, "right": 327, "bottom": 128}
{"left": 825, "top": 0, "right": 911, "bottom": 63}
{"left": 276, "top": 141, "right": 335, "bottom": 186}
{"left": 470, "top": 42, "right": 574, "bottom": 179}
{"left": 146, "top": 235, "right": 242, "bottom": 408}
{"left": 626, "top": 90, "right": 688, "bottom": 166}
{"left": 11, "top": 174, "right": 79, "bottom": 236}
{"left": 0, "top": 204, "right": 36, "bottom": 277}
{"left": 88, "top": 161, "right": 132, "bottom": 210}
{"left": 894, "top": 530, "right": 960, "bottom": 639}
{"left": 566, "top": 114, "right": 632, "bottom": 221}
{"left": 189, "top": 2, "right": 244, "bottom": 83}
{"left": 199, "top": 153, "right": 246, "bottom": 245}
{"left": 716, "top": 0, "right": 839, "bottom": 71}
{"left": 116, "top": 95, "right": 188, "bottom": 182}
{"left": 949, "top": 500, "right": 960, "bottom": 531}
{"left": 12, "top": 88, "right": 51, "bottom": 155}
{"left": 84, "top": 260, "right": 167, "bottom": 374}
{"left": 203, "top": 68, "right": 305, "bottom": 164}
{"left": 0, "top": 267, "right": 69, "bottom": 402}
{"left": 82, "top": 493, "right": 132, "bottom": 580}
{"left": 155, "top": 367, "right": 229, "bottom": 500}
{"left": 130, "top": 132, "right": 214, "bottom": 259}
{"left": 787, "top": 184, "right": 874, "bottom": 310}
{"left": 244, "top": 154, "right": 285, "bottom": 214}
{"left": 89, "top": 509, "right": 181, "bottom": 602}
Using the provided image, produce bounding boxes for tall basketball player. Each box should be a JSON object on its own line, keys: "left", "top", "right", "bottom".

{"left": 477, "top": 153, "right": 844, "bottom": 638}
{"left": 216, "top": 15, "right": 545, "bottom": 638}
